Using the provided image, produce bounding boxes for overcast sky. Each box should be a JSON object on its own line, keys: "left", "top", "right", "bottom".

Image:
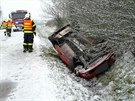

{"left": 1, "top": 0, "right": 52, "bottom": 20}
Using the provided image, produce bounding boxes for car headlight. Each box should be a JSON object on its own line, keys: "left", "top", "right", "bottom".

{"left": 15, "top": 21, "right": 18, "bottom": 24}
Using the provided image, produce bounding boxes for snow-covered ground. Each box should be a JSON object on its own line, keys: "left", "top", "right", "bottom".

{"left": 0, "top": 27, "right": 111, "bottom": 101}
{"left": 39, "top": 25, "right": 135, "bottom": 101}
{"left": 0, "top": 25, "right": 135, "bottom": 101}
{"left": 0, "top": 30, "right": 59, "bottom": 101}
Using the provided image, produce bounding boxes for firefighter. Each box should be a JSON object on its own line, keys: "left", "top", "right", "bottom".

{"left": 1, "top": 20, "right": 7, "bottom": 29}
{"left": 1, "top": 21, "right": 7, "bottom": 36}
{"left": 23, "top": 13, "right": 36, "bottom": 52}
{"left": 6, "top": 19, "right": 13, "bottom": 37}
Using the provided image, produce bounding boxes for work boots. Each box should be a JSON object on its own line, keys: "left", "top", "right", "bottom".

{"left": 23, "top": 49, "right": 27, "bottom": 53}
{"left": 23, "top": 45, "right": 28, "bottom": 53}
{"left": 28, "top": 49, "right": 33, "bottom": 52}
{"left": 23, "top": 49, "right": 33, "bottom": 53}
{"left": 23, "top": 45, "right": 33, "bottom": 53}
{"left": 28, "top": 45, "right": 33, "bottom": 52}
{"left": 4, "top": 31, "right": 6, "bottom": 36}
{"left": 7, "top": 32, "right": 11, "bottom": 37}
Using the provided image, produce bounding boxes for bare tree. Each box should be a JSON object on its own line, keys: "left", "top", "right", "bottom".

{"left": 41, "top": 0, "right": 69, "bottom": 29}
{"left": 42, "top": 0, "right": 135, "bottom": 56}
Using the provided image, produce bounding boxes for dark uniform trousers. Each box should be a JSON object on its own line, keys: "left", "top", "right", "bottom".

{"left": 6, "top": 21, "right": 12, "bottom": 37}
{"left": 6, "top": 29, "right": 12, "bottom": 36}
{"left": 23, "top": 34, "right": 34, "bottom": 50}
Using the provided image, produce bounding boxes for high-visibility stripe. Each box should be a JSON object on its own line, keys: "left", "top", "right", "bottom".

{"left": 24, "top": 31, "right": 33, "bottom": 33}
{"left": 24, "top": 23, "right": 31, "bottom": 25}
{"left": 23, "top": 43, "right": 28, "bottom": 45}
{"left": 8, "top": 25, "right": 12, "bottom": 26}
{"left": 24, "top": 20, "right": 32, "bottom": 26}
{"left": 7, "top": 25, "right": 12, "bottom": 29}
{"left": 23, "top": 43, "right": 33, "bottom": 45}
{"left": 24, "top": 27, "right": 32, "bottom": 30}
{"left": 28, "top": 43, "right": 33, "bottom": 45}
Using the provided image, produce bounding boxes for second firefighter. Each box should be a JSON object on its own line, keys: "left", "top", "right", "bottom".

{"left": 6, "top": 19, "right": 13, "bottom": 37}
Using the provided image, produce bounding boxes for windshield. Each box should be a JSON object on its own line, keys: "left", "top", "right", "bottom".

{"left": 11, "top": 12, "right": 27, "bottom": 19}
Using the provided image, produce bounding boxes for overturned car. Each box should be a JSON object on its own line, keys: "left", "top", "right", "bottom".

{"left": 48, "top": 25, "right": 115, "bottom": 79}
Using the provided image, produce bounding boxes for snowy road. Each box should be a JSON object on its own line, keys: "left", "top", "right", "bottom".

{"left": 0, "top": 30, "right": 58, "bottom": 101}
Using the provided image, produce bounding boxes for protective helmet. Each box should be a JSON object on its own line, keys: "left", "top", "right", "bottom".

{"left": 24, "top": 13, "right": 30, "bottom": 19}
{"left": 8, "top": 18, "right": 11, "bottom": 21}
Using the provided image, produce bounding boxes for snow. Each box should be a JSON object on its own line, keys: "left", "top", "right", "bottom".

{"left": 0, "top": 30, "right": 58, "bottom": 101}
{"left": 0, "top": 0, "right": 134, "bottom": 100}
{"left": 0, "top": 27, "right": 110, "bottom": 101}
{"left": 38, "top": 25, "right": 135, "bottom": 101}
{"left": 0, "top": 24, "right": 135, "bottom": 101}
{"left": 99, "top": 51, "right": 135, "bottom": 101}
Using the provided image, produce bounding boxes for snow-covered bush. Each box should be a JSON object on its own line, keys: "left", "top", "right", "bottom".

{"left": 99, "top": 51, "right": 135, "bottom": 101}
{"left": 42, "top": 0, "right": 135, "bottom": 57}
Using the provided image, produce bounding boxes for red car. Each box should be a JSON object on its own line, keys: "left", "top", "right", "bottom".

{"left": 48, "top": 25, "right": 115, "bottom": 79}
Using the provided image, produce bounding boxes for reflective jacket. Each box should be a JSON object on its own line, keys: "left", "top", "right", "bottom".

{"left": 7, "top": 21, "right": 13, "bottom": 29}
{"left": 2, "top": 21, "right": 7, "bottom": 28}
{"left": 23, "top": 19, "right": 36, "bottom": 34}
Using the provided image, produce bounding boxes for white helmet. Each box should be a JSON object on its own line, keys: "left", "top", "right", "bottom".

{"left": 24, "top": 13, "right": 30, "bottom": 19}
